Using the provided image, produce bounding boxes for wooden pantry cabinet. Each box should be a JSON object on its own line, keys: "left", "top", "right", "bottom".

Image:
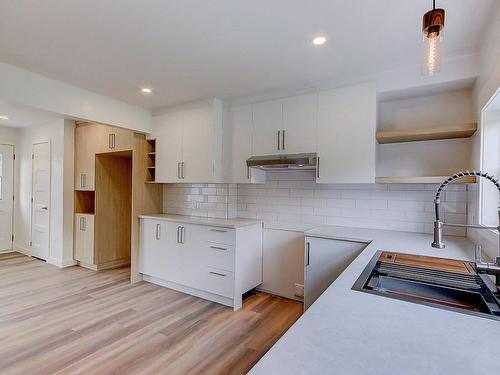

{"left": 74, "top": 123, "right": 162, "bottom": 273}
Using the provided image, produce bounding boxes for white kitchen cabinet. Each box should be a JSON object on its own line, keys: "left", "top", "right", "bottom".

{"left": 252, "top": 99, "right": 283, "bottom": 155}
{"left": 153, "top": 99, "right": 223, "bottom": 183}
{"left": 223, "top": 104, "right": 265, "bottom": 183}
{"left": 260, "top": 229, "right": 305, "bottom": 301}
{"left": 316, "top": 82, "right": 377, "bottom": 183}
{"left": 282, "top": 92, "right": 318, "bottom": 154}
{"left": 304, "top": 236, "right": 366, "bottom": 310}
{"left": 74, "top": 214, "right": 95, "bottom": 265}
{"left": 154, "top": 110, "right": 184, "bottom": 182}
{"left": 139, "top": 216, "right": 263, "bottom": 310}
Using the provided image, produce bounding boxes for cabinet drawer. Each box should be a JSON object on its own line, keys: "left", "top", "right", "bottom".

{"left": 204, "top": 227, "right": 235, "bottom": 245}
{"left": 205, "top": 242, "right": 235, "bottom": 271}
{"left": 203, "top": 267, "right": 234, "bottom": 298}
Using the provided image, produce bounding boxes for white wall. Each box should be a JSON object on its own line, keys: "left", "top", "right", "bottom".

{"left": 0, "top": 62, "right": 152, "bottom": 133}
{"left": 14, "top": 119, "right": 75, "bottom": 267}
{"left": 377, "top": 90, "right": 474, "bottom": 178}
{"left": 0, "top": 126, "right": 19, "bottom": 145}
{"left": 468, "top": 3, "right": 500, "bottom": 260}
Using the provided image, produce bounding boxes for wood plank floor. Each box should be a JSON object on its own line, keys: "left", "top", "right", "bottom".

{"left": 0, "top": 252, "right": 302, "bottom": 375}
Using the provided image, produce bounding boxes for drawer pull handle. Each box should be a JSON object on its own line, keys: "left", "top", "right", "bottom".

{"left": 209, "top": 229, "right": 228, "bottom": 233}
{"left": 209, "top": 271, "right": 226, "bottom": 277}
{"left": 210, "top": 246, "right": 227, "bottom": 251}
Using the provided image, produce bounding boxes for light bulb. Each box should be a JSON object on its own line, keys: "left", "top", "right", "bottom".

{"left": 423, "top": 32, "right": 442, "bottom": 76}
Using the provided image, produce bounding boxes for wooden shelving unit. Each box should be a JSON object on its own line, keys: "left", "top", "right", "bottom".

{"left": 376, "top": 123, "right": 477, "bottom": 144}
{"left": 375, "top": 176, "right": 477, "bottom": 184}
{"left": 145, "top": 139, "right": 156, "bottom": 182}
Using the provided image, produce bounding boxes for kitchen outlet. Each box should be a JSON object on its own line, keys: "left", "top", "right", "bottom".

{"left": 294, "top": 283, "right": 304, "bottom": 298}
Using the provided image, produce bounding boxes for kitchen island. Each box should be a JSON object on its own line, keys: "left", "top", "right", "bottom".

{"left": 250, "top": 226, "right": 500, "bottom": 375}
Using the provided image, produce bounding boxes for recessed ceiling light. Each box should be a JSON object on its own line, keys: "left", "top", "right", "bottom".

{"left": 141, "top": 88, "right": 153, "bottom": 94}
{"left": 0, "top": 115, "right": 8, "bottom": 120}
{"left": 312, "top": 36, "right": 327, "bottom": 46}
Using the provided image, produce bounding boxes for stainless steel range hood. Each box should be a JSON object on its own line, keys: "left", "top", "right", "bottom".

{"left": 246, "top": 153, "right": 317, "bottom": 171}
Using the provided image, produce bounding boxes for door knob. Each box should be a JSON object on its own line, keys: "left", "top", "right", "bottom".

{"left": 41, "top": 206, "right": 48, "bottom": 211}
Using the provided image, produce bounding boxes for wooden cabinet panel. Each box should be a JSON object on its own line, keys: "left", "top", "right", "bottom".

{"left": 282, "top": 92, "right": 318, "bottom": 154}
{"left": 252, "top": 99, "right": 283, "bottom": 155}
{"left": 317, "top": 83, "right": 376, "bottom": 183}
{"left": 74, "top": 125, "right": 97, "bottom": 191}
{"left": 74, "top": 214, "right": 94, "bottom": 265}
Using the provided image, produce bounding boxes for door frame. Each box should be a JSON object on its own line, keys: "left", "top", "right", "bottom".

{"left": 31, "top": 141, "right": 51, "bottom": 260}
{"left": 0, "top": 143, "right": 15, "bottom": 253}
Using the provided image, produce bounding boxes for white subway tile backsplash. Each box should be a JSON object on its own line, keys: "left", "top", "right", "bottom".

{"left": 162, "top": 171, "right": 470, "bottom": 236}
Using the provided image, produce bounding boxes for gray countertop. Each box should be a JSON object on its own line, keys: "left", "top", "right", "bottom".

{"left": 138, "top": 213, "right": 262, "bottom": 229}
{"left": 250, "top": 226, "right": 500, "bottom": 375}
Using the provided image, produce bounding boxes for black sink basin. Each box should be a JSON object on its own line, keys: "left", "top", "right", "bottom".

{"left": 353, "top": 251, "right": 500, "bottom": 320}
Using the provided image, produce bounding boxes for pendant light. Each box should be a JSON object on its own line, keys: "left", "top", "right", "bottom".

{"left": 422, "top": 0, "right": 445, "bottom": 76}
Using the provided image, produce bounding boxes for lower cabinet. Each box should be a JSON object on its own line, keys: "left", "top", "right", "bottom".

{"left": 139, "top": 218, "right": 263, "bottom": 310}
{"left": 304, "top": 236, "right": 366, "bottom": 310}
{"left": 74, "top": 214, "right": 95, "bottom": 265}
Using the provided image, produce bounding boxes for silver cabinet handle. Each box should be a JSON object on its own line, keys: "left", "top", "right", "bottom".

{"left": 209, "top": 228, "right": 228, "bottom": 233}
{"left": 316, "top": 157, "right": 320, "bottom": 179}
{"left": 108, "top": 134, "right": 112, "bottom": 149}
{"left": 112, "top": 133, "right": 116, "bottom": 149}
{"left": 79, "top": 217, "right": 86, "bottom": 231}
{"left": 177, "top": 226, "right": 181, "bottom": 243}
{"left": 80, "top": 173, "right": 86, "bottom": 188}
{"left": 209, "top": 271, "right": 227, "bottom": 277}
{"left": 177, "top": 162, "right": 180, "bottom": 179}
{"left": 182, "top": 226, "right": 186, "bottom": 243}
{"left": 155, "top": 224, "right": 161, "bottom": 240}
{"left": 306, "top": 242, "right": 310, "bottom": 266}
{"left": 210, "top": 246, "right": 227, "bottom": 251}
{"left": 247, "top": 166, "right": 251, "bottom": 180}
{"left": 181, "top": 162, "right": 185, "bottom": 179}
{"left": 282, "top": 129, "right": 285, "bottom": 150}
{"left": 277, "top": 130, "right": 281, "bottom": 150}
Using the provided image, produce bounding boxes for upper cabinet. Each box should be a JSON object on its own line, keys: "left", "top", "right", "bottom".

{"left": 281, "top": 93, "right": 318, "bottom": 154}
{"left": 153, "top": 99, "right": 224, "bottom": 183}
{"left": 96, "top": 125, "right": 134, "bottom": 154}
{"left": 316, "top": 82, "right": 376, "bottom": 183}
{"left": 223, "top": 104, "right": 265, "bottom": 184}
{"left": 251, "top": 93, "right": 318, "bottom": 155}
{"left": 252, "top": 99, "right": 283, "bottom": 156}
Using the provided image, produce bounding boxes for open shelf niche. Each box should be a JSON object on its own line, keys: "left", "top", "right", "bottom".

{"left": 145, "top": 139, "right": 156, "bottom": 182}
{"left": 375, "top": 89, "right": 478, "bottom": 184}
{"left": 75, "top": 190, "right": 95, "bottom": 214}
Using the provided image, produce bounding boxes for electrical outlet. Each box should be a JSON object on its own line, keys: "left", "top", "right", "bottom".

{"left": 294, "top": 283, "right": 304, "bottom": 298}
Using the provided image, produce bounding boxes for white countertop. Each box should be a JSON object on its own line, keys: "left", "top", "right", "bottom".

{"left": 250, "top": 225, "right": 500, "bottom": 375}
{"left": 138, "top": 213, "right": 262, "bottom": 229}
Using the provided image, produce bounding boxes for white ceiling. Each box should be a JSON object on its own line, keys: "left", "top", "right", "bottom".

{"left": 0, "top": 0, "right": 496, "bottom": 110}
{"left": 0, "top": 102, "right": 62, "bottom": 128}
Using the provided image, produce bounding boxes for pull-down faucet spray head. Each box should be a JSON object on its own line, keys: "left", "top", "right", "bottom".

{"left": 431, "top": 170, "right": 500, "bottom": 249}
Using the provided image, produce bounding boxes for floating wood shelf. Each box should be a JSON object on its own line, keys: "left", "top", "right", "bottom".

{"left": 375, "top": 176, "right": 477, "bottom": 184}
{"left": 376, "top": 123, "right": 477, "bottom": 144}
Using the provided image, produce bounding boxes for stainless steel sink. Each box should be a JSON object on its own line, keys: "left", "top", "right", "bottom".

{"left": 352, "top": 251, "right": 500, "bottom": 320}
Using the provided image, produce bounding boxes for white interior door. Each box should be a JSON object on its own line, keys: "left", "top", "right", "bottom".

{"left": 0, "top": 144, "right": 14, "bottom": 251}
{"left": 31, "top": 142, "right": 50, "bottom": 260}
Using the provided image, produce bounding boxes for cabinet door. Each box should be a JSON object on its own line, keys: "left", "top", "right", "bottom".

{"left": 110, "top": 126, "right": 134, "bottom": 152}
{"left": 282, "top": 93, "right": 318, "bottom": 154}
{"left": 74, "top": 214, "right": 94, "bottom": 265}
{"left": 154, "top": 111, "right": 183, "bottom": 182}
{"left": 252, "top": 100, "right": 283, "bottom": 155}
{"left": 74, "top": 125, "right": 96, "bottom": 191}
{"left": 317, "top": 83, "right": 376, "bottom": 183}
{"left": 181, "top": 105, "right": 214, "bottom": 182}
{"left": 304, "top": 237, "right": 365, "bottom": 310}
{"left": 225, "top": 105, "right": 265, "bottom": 183}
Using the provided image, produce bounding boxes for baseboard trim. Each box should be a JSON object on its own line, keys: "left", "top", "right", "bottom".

{"left": 143, "top": 274, "right": 236, "bottom": 309}
{"left": 47, "top": 257, "right": 78, "bottom": 268}
{"left": 13, "top": 244, "right": 30, "bottom": 256}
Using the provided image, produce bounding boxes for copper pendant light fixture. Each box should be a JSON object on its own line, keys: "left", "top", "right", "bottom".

{"left": 422, "top": 0, "right": 445, "bottom": 76}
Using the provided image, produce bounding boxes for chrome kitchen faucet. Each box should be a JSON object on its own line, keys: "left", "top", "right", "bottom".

{"left": 432, "top": 171, "right": 500, "bottom": 285}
